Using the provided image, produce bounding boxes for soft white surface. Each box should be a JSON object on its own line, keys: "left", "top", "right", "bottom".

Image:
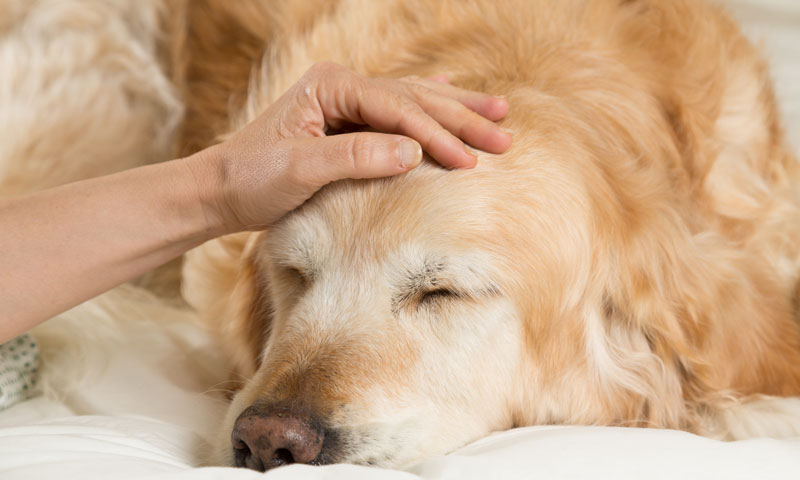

{"left": 1, "top": 1, "right": 799, "bottom": 479}
{"left": 4, "top": 396, "right": 800, "bottom": 480}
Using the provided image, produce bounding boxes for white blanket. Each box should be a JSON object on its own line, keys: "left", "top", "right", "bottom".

{"left": 1, "top": 1, "right": 799, "bottom": 479}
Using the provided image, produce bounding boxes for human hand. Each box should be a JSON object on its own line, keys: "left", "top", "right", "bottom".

{"left": 193, "top": 62, "right": 511, "bottom": 234}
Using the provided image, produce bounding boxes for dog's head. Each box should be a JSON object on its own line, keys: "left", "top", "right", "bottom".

{"left": 184, "top": 75, "right": 800, "bottom": 469}
{"left": 187, "top": 93, "right": 678, "bottom": 468}
{"left": 187, "top": 90, "right": 800, "bottom": 472}
{"left": 210, "top": 153, "right": 545, "bottom": 469}
{"left": 182, "top": 13, "right": 800, "bottom": 465}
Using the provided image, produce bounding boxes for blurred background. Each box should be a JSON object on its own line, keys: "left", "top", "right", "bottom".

{"left": 725, "top": 0, "right": 799, "bottom": 151}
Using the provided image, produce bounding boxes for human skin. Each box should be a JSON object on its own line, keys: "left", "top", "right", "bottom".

{"left": 0, "top": 62, "right": 511, "bottom": 342}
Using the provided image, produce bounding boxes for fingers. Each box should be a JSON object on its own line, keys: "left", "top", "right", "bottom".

{"left": 399, "top": 81, "right": 512, "bottom": 156}
{"left": 428, "top": 74, "right": 450, "bottom": 84}
{"left": 355, "top": 85, "right": 480, "bottom": 169}
{"left": 288, "top": 133, "right": 423, "bottom": 187}
{"left": 305, "top": 63, "right": 511, "bottom": 170}
{"left": 416, "top": 77, "right": 509, "bottom": 122}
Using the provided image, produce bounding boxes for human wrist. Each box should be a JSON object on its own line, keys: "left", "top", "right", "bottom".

{"left": 179, "top": 144, "right": 239, "bottom": 239}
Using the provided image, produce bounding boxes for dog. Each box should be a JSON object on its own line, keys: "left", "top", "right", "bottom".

{"left": 177, "top": 0, "right": 800, "bottom": 472}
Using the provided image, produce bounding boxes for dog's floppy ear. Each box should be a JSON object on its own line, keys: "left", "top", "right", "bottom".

{"left": 598, "top": 224, "right": 800, "bottom": 432}
{"left": 183, "top": 232, "right": 272, "bottom": 391}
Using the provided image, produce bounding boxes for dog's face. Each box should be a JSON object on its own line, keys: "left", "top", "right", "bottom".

{"left": 208, "top": 101, "right": 693, "bottom": 467}
{"left": 216, "top": 157, "right": 552, "bottom": 469}
{"left": 206, "top": 112, "right": 640, "bottom": 466}
{"left": 210, "top": 108, "right": 698, "bottom": 470}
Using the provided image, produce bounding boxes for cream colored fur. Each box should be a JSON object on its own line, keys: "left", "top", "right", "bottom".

{"left": 0, "top": 0, "right": 186, "bottom": 403}
{"left": 2, "top": 0, "right": 799, "bottom": 472}
{"left": 180, "top": 0, "right": 800, "bottom": 469}
{"left": 0, "top": 0, "right": 182, "bottom": 196}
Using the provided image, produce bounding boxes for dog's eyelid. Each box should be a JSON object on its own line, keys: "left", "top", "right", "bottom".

{"left": 279, "top": 264, "right": 314, "bottom": 282}
{"left": 272, "top": 239, "right": 316, "bottom": 276}
{"left": 417, "top": 281, "right": 501, "bottom": 301}
{"left": 427, "top": 272, "right": 501, "bottom": 295}
{"left": 420, "top": 287, "right": 460, "bottom": 301}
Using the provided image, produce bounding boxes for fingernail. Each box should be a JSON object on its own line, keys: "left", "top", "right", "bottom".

{"left": 398, "top": 140, "right": 422, "bottom": 169}
{"left": 462, "top": 148, "right": 478, "bottom": 168}
{"left": 500, "top": 127, "right": 513, "bottom": 136}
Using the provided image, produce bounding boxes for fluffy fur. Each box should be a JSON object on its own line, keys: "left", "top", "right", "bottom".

{"left": 0, "top": 0, "right": 183, "bottom": 195}
{"left": 0, "top": 0, "right": 186, "bottom": 295}
{"left": 179, "top": 0, "right": 800, "bottom": 468}
{"left": 3, "top": 0, "right": 799, "bottom": 472}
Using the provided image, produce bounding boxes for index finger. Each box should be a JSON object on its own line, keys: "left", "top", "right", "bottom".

{"left": 357, "top": 84, "right": 479, "bottom": 169}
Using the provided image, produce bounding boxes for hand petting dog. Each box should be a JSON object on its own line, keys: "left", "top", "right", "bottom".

{"left": 0, "top": 62, "right": 510, "bottom": 342}
{"left": 194, "top": 61, "right": 511, "bottom": 234}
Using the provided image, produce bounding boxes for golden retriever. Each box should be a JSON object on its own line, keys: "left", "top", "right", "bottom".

{"left": 177, "top": 0, "right": 800, "bottom": 471}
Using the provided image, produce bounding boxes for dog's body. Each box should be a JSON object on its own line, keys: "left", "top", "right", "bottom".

{"left": 4, "top": 0, "right": 799, "bottom": 473}
{"left": 178, "top": 0, "right": 800, "bottom": 470}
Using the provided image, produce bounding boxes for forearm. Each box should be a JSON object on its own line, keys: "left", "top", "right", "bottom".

{"left": 0, "top": 150, "right": 223, "bottom": 342}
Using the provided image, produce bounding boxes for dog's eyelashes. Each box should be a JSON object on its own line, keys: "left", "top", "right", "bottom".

{"left": 419, "top": 288, "right": 459, "bottom": 304}
{"left": 283, "top": 266, "right": 302, "bottom": 278}
{"left": 282, "top": 266, "right": 311, "bottom": 287}
{"left": 292, "top": 266, "right": 304, "bottom": 275}
{"left": 391, "top": 287, "right": 461, "bottom": 315}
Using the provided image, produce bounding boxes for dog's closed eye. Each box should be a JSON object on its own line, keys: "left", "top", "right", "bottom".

{"left": 419, "top": 288, "right": 460, "bottom": 304}
{"left": 392, "top": 287, "right": 467, "bottom": 314}
{"left": 280, "top": 265, "right": 312, "bottom": 288}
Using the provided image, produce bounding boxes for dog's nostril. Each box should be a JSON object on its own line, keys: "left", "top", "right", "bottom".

{"left": 274, "top": 448, "right": 294, "bottom": 464}
{"left": 231, "top": 437, "right": 257, "bottom": 470}
{"left": 231, "top": 405, "right": 324, "bottom": 472}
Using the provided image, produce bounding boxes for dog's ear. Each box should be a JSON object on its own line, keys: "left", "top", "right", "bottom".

{"left": 183, "top": 232, "right": 272, "bottom": 393}
{"left": 598, "top": 227, "right": 800, "bottom": 432}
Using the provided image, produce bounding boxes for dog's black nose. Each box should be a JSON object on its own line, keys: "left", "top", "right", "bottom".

{"left": 231, "top": 404, "right": 324, "bottom": 471}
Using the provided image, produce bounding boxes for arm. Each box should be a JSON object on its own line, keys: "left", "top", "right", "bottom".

{"left": 0, "top": 63, "right": 510, "bottom": 342}
{"left": 0, "top": 157, "right": 213, "bottom": 341}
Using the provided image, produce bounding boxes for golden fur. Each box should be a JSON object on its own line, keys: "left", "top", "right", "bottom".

{"left": 176, "top": 0, "right": 800, "bottom": 468}
{"left": 0, "top": 0, "right": 186, "bottom": 297}
{"left": 0, "top": 0, "right": 182, "bottom": 196}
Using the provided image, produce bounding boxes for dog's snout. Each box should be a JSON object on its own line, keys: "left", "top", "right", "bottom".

{"left": 231, "top": 405, "right": 324, "bottom": 471}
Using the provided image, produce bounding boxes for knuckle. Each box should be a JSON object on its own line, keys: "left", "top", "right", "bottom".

{"left": 348, "top": 135, "right": 373, "bottom": 172}
{"left": 396, "top": 93, "right": 425, "bottom": 113}
{"left": 295, "top": 74, "right": 318, "bottom": 101}
{"left": 404, "top": 81, "right": 433, "bottom": 100}
{"left": 284, "top": 142, "right": 316, "bottom": 188}
{"left": 393, "top": 97, "right": 426, "bottom": 131}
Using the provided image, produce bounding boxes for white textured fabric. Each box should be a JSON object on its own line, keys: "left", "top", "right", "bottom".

{"left": 0, "top": 0, "right": 798, "bottom": 479}
{"left": 3, "top": 401, "right": 800, "bottom": 480}
{"left": 0, "top": 334, "right": 39, "bottom": 411}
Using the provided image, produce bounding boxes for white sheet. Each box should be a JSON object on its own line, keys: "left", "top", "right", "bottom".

{"left": 1, "top": 1, "right": 799, "bottom": 479}
{"left": 4, "top": 399, "right": 800, "bottom": 480}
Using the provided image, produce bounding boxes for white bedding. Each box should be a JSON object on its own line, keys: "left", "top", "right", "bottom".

{"left": 1, "top": 1, "right": 799, "bottom": 479}
{"left": 3, "top": 312, "right": 800, "bottom": 480}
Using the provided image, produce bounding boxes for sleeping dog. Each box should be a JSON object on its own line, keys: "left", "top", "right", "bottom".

{"left": 178, "top": 0, "right": 800, "bottom": 471}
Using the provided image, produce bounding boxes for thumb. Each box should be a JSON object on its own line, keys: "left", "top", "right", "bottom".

{"left": 293, "top": 132, "right": 423, "bottom": 184}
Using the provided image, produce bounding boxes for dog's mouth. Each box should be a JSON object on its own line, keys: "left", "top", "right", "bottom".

{"left": 230, "top": 403, "right": 346, "bottom": 472}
